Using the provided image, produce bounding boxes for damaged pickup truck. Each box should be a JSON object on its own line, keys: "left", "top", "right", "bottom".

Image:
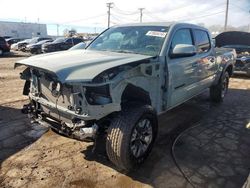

{"left": 15, "top": 23, "right": 236, "bottom": 171}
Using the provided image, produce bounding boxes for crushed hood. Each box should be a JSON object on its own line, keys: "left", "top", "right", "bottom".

{"left": 15, "top": 50, "right": 152, "bottom": 83}
{"left": 215, "top": 31, "right": 250, "bottom": 47}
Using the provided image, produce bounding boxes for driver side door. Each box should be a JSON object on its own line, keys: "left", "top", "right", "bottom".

{"left": 167, "top": 28, "right": 201, "bottom": 108}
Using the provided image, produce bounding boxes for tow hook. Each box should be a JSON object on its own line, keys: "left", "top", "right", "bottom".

{"left": 80, "top": 124, "right": 98, "bottom": 139}
{"left": 21, "top": 104, "right": 34, "bottom": 114}
{"left": 72, "top": 124, "right": 99, "bottom": 141}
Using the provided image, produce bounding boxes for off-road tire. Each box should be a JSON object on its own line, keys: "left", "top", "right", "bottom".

{"left": 210, "top": 71, "right": 229, "bottom": 102}
{"left": 106, "top": 103, "right": 158, "bottom": 171}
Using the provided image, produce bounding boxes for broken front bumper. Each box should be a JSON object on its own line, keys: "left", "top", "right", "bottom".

{"left": 30, "top": 95, "right": 121, "bottom": 121}
{"left": 22, "top": 102, "right": 99, "bottom": 141}
{"left": 234, "top": 57, "right": 250, "bottom": 74}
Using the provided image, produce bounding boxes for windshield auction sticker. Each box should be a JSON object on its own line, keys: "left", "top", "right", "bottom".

{"left": 146, "top": 31, "right": 167, "bottom": 38}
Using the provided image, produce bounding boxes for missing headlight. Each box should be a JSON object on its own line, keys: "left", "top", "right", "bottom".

{"left": 49, "top": 81, "right": 61, "bottom": 97}
{"left": 85, "top": 85, "right": 112, "bottom": 105}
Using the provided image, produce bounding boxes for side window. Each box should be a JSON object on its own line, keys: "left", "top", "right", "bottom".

{"left": 194, "top": 30, "right": 211, "bottom": 53}
{"left": 66, "top": 38, "right": 73, "bottom": 44}
{"left": 171, "top": 29, "right": 193, "bottom": 50}
{"left": 73, "top": 38, "right": 82, "bottom": 44}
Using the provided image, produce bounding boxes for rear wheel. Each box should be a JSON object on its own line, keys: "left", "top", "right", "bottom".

{"left": 106, "top": 104, "right": 158, "bottom": 171}
{"left": 0, "top": 49, "right": 3, "bottom": 56}
{"left": 210, "top": 71, "right": 229, "bottom": 102}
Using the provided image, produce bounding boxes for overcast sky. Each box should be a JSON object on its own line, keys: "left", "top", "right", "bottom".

{"left": 0, "top": 0, "right": 249, "bottom": 35}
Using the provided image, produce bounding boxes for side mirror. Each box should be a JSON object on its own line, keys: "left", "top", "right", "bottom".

{"left": 170, "top": 44, "right": 197, "bottom": 58}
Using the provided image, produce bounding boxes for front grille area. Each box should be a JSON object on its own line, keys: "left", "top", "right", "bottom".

{"left": 39, "top": 76, "right": 72, "bottom": 108}
{"left": 36, "top": 75, "right": 74, "bottom": 121}
{"left": 235, "top": 60, "right": 245, "bottom": 68}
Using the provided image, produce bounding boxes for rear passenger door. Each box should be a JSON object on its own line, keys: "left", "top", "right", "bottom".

{"left": 193, "top": 29, "right": 216, "bottom": 87}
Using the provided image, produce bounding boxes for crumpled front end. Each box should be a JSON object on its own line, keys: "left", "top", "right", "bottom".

{"left": 16, "top": 50, "right": 159, "bottom": 141}
{"left": 235, "top": 55, "right": 250, "bottom": 74}
{"left": 20, "top": 67, "right": 121, "bottom": 141}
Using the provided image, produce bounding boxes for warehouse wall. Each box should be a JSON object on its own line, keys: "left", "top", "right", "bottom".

{"left": 0, "top": 21, "right": 47, "bottom": 38}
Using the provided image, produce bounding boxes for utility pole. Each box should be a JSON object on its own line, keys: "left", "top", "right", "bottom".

{"left": 37, "top": 18, "right": 40, "bottom": 36}
{"left": 224, "top": 0, "right": 229, "bottom": 31}
{"left": 139, "top": 8, "right": 145, "bottom": 23}
{"left": 107, "top": 2, "right": 114, "bottom": 28}
{"left": 56, "top": 24, "right": 59, "bottom": 36}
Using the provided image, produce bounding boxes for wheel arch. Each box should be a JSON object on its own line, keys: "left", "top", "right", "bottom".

{"left": 225, "top": 64, "right": 233, "bottom": 77}
{"left": 121, "top": 84, "right": 152, "bottom": 107}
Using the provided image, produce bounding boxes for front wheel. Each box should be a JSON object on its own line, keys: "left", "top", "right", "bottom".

{"left": 106, "top": 104, "right": 158, "bottom": 171}
{"left": 210, "top": 71, "right": 229, "bottom": 102}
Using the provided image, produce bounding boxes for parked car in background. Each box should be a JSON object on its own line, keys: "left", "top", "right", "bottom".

{"left": 42, "top": 37, "right": 83, "bottom": 53}
{"left": 6, "top": 38, "right": 26, "bottom": 46}
{"left": 0, "top": 36, "right": 10, "bottom": 56}
{"left": 11, "top": 37, "right": 52, "bottom": 51}
{"left": 215, "top": 31, "right": 250, "bottom": 76}
{"left": 16, "top": 23, "right": 236, "bottom": 171}
{"left": 3, "top": 36, "right": 12, "bottom": 39}
{"left": 26, "top": 39, "right": 53, "bottom": 54}
{"left": 20, "top": 37, "right": 52, "bottom": 52}
{"left": 11, "top": 39, "right": 32, "bottom": 51}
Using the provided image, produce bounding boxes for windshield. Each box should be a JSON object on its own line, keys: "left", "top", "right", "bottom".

{"left": 88, "top": 26, "right": 169, "bottom": 56}
{"left": 29, "top": 37, "right": 39, "bottom": 44}
{"left": 53, "top": 38, "right": 65, "bottom": 43}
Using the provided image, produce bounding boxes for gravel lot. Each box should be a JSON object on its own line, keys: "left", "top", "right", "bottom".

{"left": 0, "top": 52, "right": 250, "bottom": 188}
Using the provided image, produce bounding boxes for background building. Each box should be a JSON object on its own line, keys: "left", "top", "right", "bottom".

{"left": 0, "top": 21, "right": 47, "bottom": 38}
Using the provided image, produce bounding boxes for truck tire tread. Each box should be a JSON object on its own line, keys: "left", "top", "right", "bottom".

{"left": 106, "top": 103, "right": 157, "bottom": 171}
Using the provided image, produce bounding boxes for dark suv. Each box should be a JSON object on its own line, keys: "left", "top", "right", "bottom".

{"left": 42, "top": 37, "right": 83, "bottom": 53}
{"left": 0, "top": 37, "right": 10, "bottom": 56}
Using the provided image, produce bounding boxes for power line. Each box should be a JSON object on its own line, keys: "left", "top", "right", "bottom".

{"left": 112, "top": 4, "right": 138, "bottom": 15}
{"left": 111, "top": 14, "right": 139, "bottom": 23}
{"left": 163, "top": 6, "right": 225, "bottom": 22}
{"left": 143, "top": 9, "right": 225, "bottom": 23}
{"left": 61, "top": 14, "right": 106, "bottom": 24}
{"left": 144, "top": 2, "right": 226, "bottom": 22}
{"left": 110, "top": 15, "right": 127, "bottom": 24}
{"left": 144, "top": 10, "right": 166, "bottom": 22}
{"left": 178, "top": 11, "right": 225, "bottom": 22}
{"left": 229, "top": 2, "right": 250, "bottom": 13}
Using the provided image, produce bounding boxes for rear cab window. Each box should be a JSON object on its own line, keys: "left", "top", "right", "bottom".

{"left": 193, "top": 29, "right": 211, "bottom": 53}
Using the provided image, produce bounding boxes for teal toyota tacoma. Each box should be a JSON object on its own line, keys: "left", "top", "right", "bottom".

{"left": 16, "top": 23, "right": 236, "bottom": 171}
